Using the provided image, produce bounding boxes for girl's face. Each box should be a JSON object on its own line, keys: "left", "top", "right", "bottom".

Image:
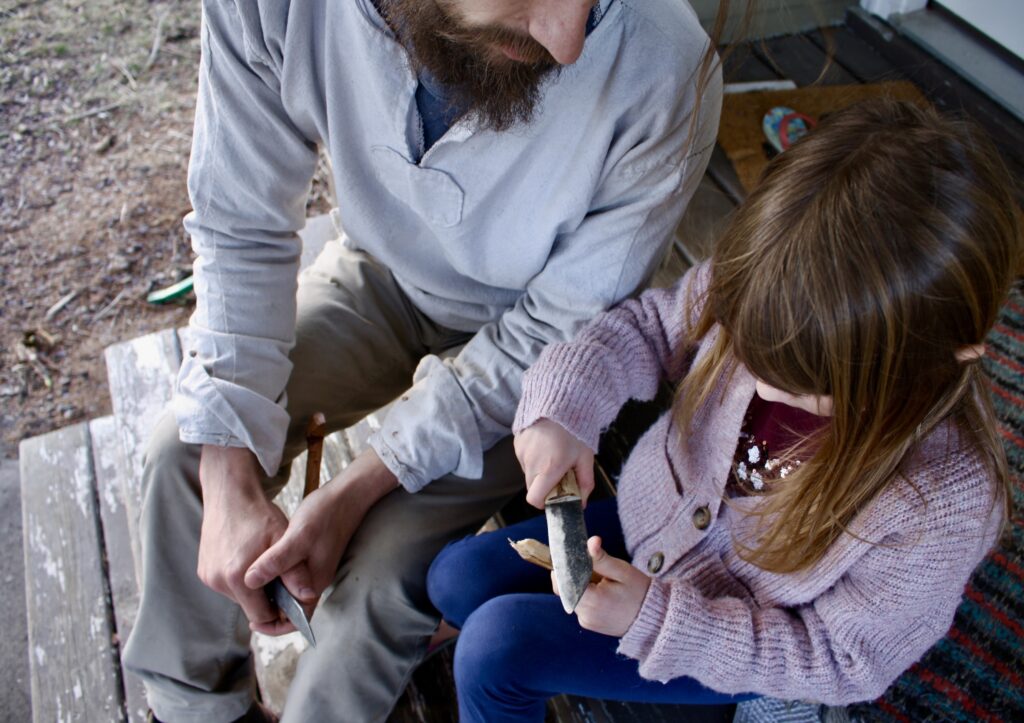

{"left": 754, "top": 380, "right": 833, "bottom": 417}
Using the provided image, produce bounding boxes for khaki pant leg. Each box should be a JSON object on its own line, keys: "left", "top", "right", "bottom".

{"left": 124, "top": 242, "right": 434, "bottom": 723}
{"left": 279, "top": 438, "right": 524, "bottom": 723}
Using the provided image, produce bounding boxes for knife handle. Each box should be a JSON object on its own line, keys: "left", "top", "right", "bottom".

{"left": 545, "top": 469, "right": 581, "bottom": 503}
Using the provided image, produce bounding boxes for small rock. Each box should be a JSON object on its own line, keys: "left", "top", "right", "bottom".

{"left": 92, "top": 134, "right": 115, "bottom": 154}
{"left": 109, "top": 253, "right": 132, "bottom": 272}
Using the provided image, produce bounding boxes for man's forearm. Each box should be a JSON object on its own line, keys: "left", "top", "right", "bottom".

{"left": 322, "top": 447, "right": 400, "bottom": 516}
{"left": 200, "top": 444, "right": 265, "bottom": 499}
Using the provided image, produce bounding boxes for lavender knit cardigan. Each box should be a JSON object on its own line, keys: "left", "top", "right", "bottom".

{"left": 512, "top": 263, "right": 1003, "bottom": 705}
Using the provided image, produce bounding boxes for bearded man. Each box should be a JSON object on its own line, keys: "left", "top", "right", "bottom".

{"left": 123, "top": 0, "right": 721, "bottom": 721}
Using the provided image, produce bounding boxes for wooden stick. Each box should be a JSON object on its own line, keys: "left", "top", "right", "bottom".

{"left": 509, "top": 538, "right": 602, "bottom": 583}
{"left": 303, "top": 412, "right": 327, "bottom": 498}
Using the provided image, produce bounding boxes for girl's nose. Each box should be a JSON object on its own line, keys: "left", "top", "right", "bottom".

{"left": 528, "top": 0, "right": 593, "bottom": 65}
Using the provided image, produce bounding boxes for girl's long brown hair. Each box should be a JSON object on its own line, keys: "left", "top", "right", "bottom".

{"left": 676, "top": 99, "right": 1022, "bottom": 574}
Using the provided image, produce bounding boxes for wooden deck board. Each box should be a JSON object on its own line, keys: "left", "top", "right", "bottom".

{"left": 807, "top": 25, "right": 902, "bottom": 83}
{"left": 707, "top": 40, "right": 786, "bottom": 203}
{"left": 706, "top": 146, "right": 747, "bottom": 204}
{"left": 20, "top": 424, "right": 125, "bottom": 722}
{"left": 723, "top": 43, "right": 780, "bottom": 83}
{"left": 104, "top": 329, "right": 181, "bottom": 586}
{"left": 90, "top": 416, "right": 148, "bottom": 723}
{"left": 755, "top": 33, "right": 860, "bottom": 87}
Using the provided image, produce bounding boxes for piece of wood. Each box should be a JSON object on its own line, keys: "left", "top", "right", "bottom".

{"left": 509, "top": 538, "right": 603, "bottom": 583}
{"left": 90, "top": 416, "right": 148, "bottom": 723}
{"left": 545, "top": 470, "right": 580, "bottom": 503}
{"left": 304, "top": 413, "right": 327, "bottom": 497}
{"left": 105, "top": 329, "right": 182, "bottom": 585}
{"left": 20, "top": 424, "right": 125, "bottom": 722}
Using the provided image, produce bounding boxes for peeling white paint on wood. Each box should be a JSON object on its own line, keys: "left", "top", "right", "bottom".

{"left": 90, "top": 416, "right": 151, "bottom": 723}
{"left": 105, "top": 329, "right": 180, "bottom": 587}
{"left": 20, "top": 424, "right": 125, "bottom": 722}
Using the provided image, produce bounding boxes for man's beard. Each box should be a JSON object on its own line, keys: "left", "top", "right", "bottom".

{"left": 384, "top": 0, "right": 561, "bottom": 132}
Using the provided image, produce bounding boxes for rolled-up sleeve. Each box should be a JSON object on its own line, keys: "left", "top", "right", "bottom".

{"left": 174, "top": 0, "right": 318, "bottom": 476}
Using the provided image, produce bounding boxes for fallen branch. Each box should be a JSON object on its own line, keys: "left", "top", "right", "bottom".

{"left": 93, "top": 288, "right": 128, "bottom": 322}
{"left": 58, "top": 99, "right": 130, "bottom": 125}
{"left": 144, "top": 8, "right": 172, "bottom": 71}
{"left": 45, "top": 290, "right": 78, "bottom": 321}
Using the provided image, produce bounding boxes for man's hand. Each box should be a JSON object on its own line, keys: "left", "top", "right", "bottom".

{"left": 243, "top": 447, "right": 399, "bottom": 635}
{"left": 196, "top": 445, "right": 300, "bottom": 632}
{"left": 514, "top": 418, "right": 595, "bottom": 509}
{"left": 555, "top": 536, "right": 651, "bottom": 637}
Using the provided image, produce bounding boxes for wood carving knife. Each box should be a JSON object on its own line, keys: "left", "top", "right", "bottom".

{"left": 544, "top": 469, "right": 593, "bottom": 613}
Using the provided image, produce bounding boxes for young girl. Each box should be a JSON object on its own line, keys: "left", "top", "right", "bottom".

{"left": 425, "top": 98, "right": 1023, "bottom": 721}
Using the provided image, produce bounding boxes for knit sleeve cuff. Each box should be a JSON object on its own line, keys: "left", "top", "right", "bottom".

{"left": 617, "top": 578, "right": 673, "bottom": 661}
{"left": 617, "top": 579, "right": 707, "bottom": 683}
{"left": 513, "top": 338, "right": 628, "bottom": 451}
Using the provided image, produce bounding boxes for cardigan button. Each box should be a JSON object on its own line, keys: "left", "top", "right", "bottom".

{"left": 692, "top": 505, "right": 711, "bottom": 530}
{"left": 647, "top": 552, "right": 665, "bottom": 574}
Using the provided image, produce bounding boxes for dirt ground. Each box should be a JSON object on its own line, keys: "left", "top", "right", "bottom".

{"left": 1, "top": 0, "right": 330, "bottom": 455}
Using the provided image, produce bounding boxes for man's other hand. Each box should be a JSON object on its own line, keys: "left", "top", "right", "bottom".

{"left": 196, "top": 445, "right": 294, "bottom": 632}
{"left": 242, "top": 448, "right": 400, "bottom": 634}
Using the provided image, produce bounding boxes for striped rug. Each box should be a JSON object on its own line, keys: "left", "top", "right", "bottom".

{"left": 850, "top": 282, "right": 1024, "bottom": 721}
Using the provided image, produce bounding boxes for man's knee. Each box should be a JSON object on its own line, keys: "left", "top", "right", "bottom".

{"left": 141, "top": 412, "right": 201, "bottom": 499}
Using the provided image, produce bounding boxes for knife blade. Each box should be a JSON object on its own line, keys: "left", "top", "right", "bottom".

{"left": 544, "top": 469, "right": 593, "bottom": 614}
{"left": 266, "top": 577, "right": 316, "bottom": 647}
{"left": 261, "top": 412, "right": 326, "bottom": 648}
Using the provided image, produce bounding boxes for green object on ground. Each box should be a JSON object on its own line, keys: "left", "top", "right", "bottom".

{"left": 146, "top": 275, "right": 194, "bottom": 304}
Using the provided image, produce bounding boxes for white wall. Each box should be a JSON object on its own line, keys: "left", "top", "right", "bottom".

{"left": 937, "top": 0, "right": 1024, "bottom": 60}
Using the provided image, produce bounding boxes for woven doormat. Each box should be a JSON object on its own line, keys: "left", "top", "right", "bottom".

{"left": 848, "top": 283, "right": 1024, "bottom": 721}
{"left": 717, "top": 81, "right": 927, "bottom": 194}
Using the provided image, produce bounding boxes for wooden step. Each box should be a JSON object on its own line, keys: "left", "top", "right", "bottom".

{"left": 20, "top": 422, "right": 126, "bottom": 723}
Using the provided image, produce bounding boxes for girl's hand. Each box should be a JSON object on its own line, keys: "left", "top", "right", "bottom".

{"left": 560, "top": 536, "right": 652, "bottom": 637}
{"left": 514, "top": 418, "right": 596, "bottom": 509}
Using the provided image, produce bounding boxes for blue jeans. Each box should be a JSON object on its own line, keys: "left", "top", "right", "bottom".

{"left": 427, "top": 498, "right": 756, "bottom": 722}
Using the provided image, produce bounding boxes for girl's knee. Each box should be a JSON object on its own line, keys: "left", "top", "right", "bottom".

{"left": 453, "top": 596, "right": 531, "bottom": 689}
{"left": 426, "top": 537, "right": 477, "bottom": 628}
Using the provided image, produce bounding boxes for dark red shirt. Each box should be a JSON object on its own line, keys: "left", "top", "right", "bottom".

{"left": 729, "top": 393, "right": 829, "bottom": 494}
